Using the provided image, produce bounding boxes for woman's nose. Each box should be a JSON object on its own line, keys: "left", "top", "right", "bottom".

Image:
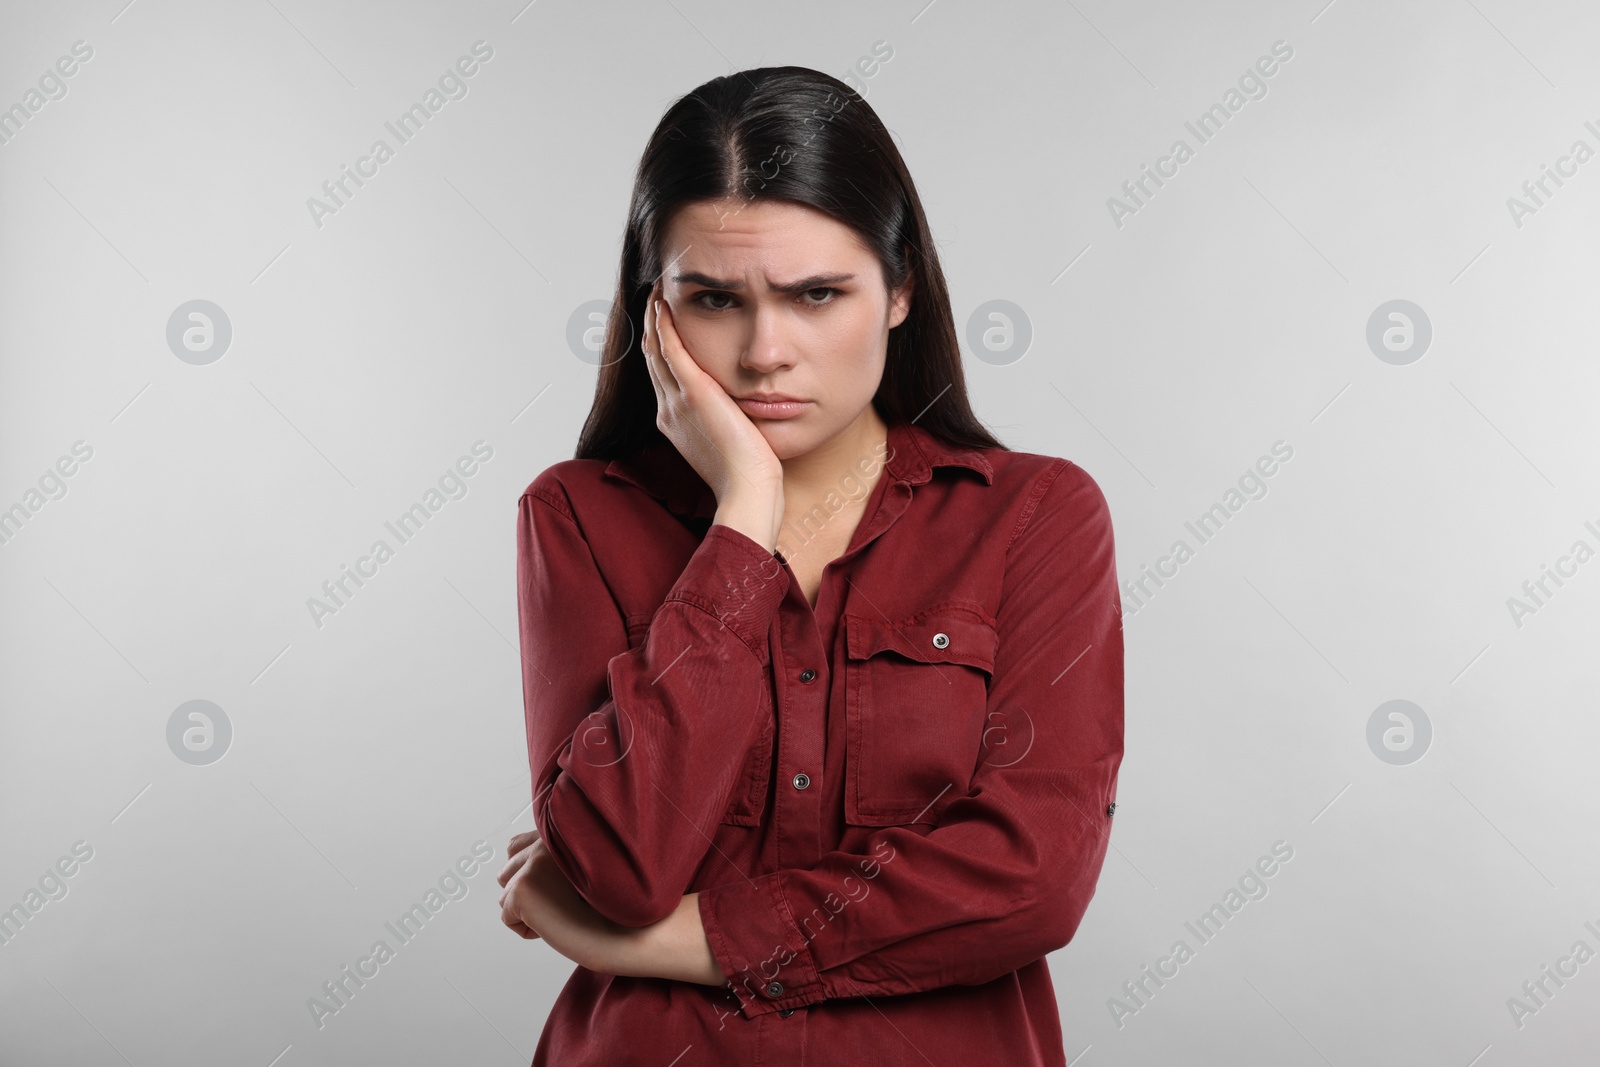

{"left": 739, "top": 308, "right": 796, "bottom": 372}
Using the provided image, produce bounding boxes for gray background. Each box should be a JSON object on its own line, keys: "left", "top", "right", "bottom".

{"left": 2, "top": 0, "right": 1597, "bottom": 1063}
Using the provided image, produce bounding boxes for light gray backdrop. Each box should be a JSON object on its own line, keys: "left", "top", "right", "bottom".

{"left": 3, "top": 0, "right": 1598, "bottom": 1064}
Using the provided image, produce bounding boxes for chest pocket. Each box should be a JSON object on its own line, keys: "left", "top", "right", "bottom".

{"left": 843, "top": 606, "right": 999, "bottom": 826}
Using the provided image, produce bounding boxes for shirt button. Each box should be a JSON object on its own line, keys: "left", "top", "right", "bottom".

{"left": 778, "top": 1007, "right": 796, "bottom": 1018}
{"left": 766, "top": 981, "right": 784, "bottom": 998}
{"left": 799, "top": 668, "right": 816, "bottom": 683}
{"left": 792, "top": 772, "right": 810, "bottom": 790}
{"left": 931, "top": 632, "right": 950, "bottom": 649}
{"left": 1106, "top": 801, "right": 1117, "bottom": 816}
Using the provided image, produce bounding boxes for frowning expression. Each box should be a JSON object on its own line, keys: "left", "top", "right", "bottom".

{"left": 658, "top": 197, "right": 913, "bottom": 458}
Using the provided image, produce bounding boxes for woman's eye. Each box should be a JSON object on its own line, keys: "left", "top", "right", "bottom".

{"left": 800, "top": 288, "right": 839, "bottom": 306}
{"left": 692, "top": 291, "right": 735, "bottom": 311}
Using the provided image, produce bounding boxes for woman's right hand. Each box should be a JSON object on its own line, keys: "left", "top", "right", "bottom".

{"left": 642, "top": 281, "right": 785, "bottom": 551}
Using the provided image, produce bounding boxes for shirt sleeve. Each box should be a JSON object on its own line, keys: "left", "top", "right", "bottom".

{"left": 517, "top": 481, "right": 787, "bottom": 927}
{"left": 695, "top": 460, "right": 1123, "bottom": 1017}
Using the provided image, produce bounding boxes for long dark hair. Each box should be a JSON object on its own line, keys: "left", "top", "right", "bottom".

{"left": 575, "top": 65, "right": 1005, "bottom": 461}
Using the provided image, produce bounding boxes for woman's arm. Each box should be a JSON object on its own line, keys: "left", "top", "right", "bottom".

{"left": 499, "top": 825, "right": 723, "bottom": 984}
{"left": 517, "top": 481, "right": 786, "bottom": 928}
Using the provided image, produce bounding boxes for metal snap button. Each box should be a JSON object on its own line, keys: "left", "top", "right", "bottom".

{"left": 932, "top": 632, "right": 950, "bottom": 649}
{"left": 778, "top": 1007, "right": 796, "bottom": 1017}
{"left": 799, "top": 668, "right": 816, "bottom": 683}
{"left": 792, "top": 772, "right": 810, "bottom": 790}
{"left": 766, "top": 981, "right": 784, "bottom": 998}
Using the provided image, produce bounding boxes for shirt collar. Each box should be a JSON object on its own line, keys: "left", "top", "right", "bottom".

{"left": 602, "top": 419, "right": 994, "bottom": 517}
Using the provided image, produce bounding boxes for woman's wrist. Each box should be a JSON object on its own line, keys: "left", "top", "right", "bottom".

{"left": 712, "top": 501, "right": 780, "bottom": 554}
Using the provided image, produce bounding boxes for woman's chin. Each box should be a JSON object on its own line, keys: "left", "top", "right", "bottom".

{"left": 757, "top": 422, "right": 815, "bottom": 461}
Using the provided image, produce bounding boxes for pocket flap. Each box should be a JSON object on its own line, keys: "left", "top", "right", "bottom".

{"left": 845, "top": 607, "right": 998, "bottom": 674}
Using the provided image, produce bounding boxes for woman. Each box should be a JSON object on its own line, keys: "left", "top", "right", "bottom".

{"left": 499, "top": 66, "right": 1123, "bottom": 1066}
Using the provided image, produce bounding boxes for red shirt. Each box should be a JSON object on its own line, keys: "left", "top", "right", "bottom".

{"left": 516, "top": 419, "right": 1123, "bottom": 1065}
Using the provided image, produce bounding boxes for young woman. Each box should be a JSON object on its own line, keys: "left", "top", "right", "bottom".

{"left": 498, "top": 66, "right": 1123, "bottom": 1066}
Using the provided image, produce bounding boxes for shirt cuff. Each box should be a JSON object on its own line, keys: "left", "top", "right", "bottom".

{"left": 661, "top": 524, "right": 788, "bottom": 665}
{"left": 698, "top": 870, "right": 825, "bottom": 1018}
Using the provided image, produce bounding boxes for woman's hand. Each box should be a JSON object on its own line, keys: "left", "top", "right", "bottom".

{"left": 496, "top": 829, "right": 544, "bottom": 941}
{"left": 499, "top": 828, "right": 630, "bottom": 970}
{"left": 497, "top": 827, "right": 724, "bottom": 986}
{"left": 642, "top": 281, "right": 785, "bottom": 551}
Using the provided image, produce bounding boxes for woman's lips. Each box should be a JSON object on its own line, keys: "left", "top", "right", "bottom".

{"left": 734, "top": 398, "right": 811, "bottom": 419}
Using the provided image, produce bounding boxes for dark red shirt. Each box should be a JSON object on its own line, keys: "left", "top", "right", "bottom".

{"left": 516, "top": 419, "right": 1123, "bottom": 1065}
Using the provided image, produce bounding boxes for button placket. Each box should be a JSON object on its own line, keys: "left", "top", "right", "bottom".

{"left": 775, "top": 602, "right": 827, "bottom": 863}
{"left": 790, "top": 664, "right": 819, "bottom": 794}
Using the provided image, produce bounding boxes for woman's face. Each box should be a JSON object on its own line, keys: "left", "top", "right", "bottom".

{"left": 658, "top": 197, "right": 913, "bottom": 459}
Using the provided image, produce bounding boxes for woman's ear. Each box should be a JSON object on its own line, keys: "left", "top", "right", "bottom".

{"left": 887, "top": 257, "right": 915, "bottom": 329}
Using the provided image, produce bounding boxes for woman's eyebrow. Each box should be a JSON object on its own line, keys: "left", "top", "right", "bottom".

{"left": 672, "top": 271, "right": 856, "bottom": 293}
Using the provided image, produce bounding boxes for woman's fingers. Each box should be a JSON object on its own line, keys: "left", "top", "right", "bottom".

{"left": 497, "top": 831, "right": 540, "bottom": 888}
{"left": 498, "top": 853, "right": 547, "bottom": 942}
{"left": 649, "top": 295, "right": 683, "bottom": 394}
{"left": 499, "top": 874, "right": 542, "bottom": 940}
{"left": 652, "top": 294, "right": 690, "bottom": 394}
{"left": 505, "top": 916, "right": 540, "bottom": 940}
{"left": 497, "top": 851, "right": 521, "bottom": 888}
{"left": 641, "top": 291, "right": 669, "bottom": 413}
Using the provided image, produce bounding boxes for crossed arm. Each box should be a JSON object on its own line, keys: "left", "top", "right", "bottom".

{"left": 497, "top": 824, "right": 722, "bottom": 985}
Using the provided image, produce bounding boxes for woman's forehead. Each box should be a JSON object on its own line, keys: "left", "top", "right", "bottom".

{"left": 663, "top": 200, "right": 869, "bottom": 269}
